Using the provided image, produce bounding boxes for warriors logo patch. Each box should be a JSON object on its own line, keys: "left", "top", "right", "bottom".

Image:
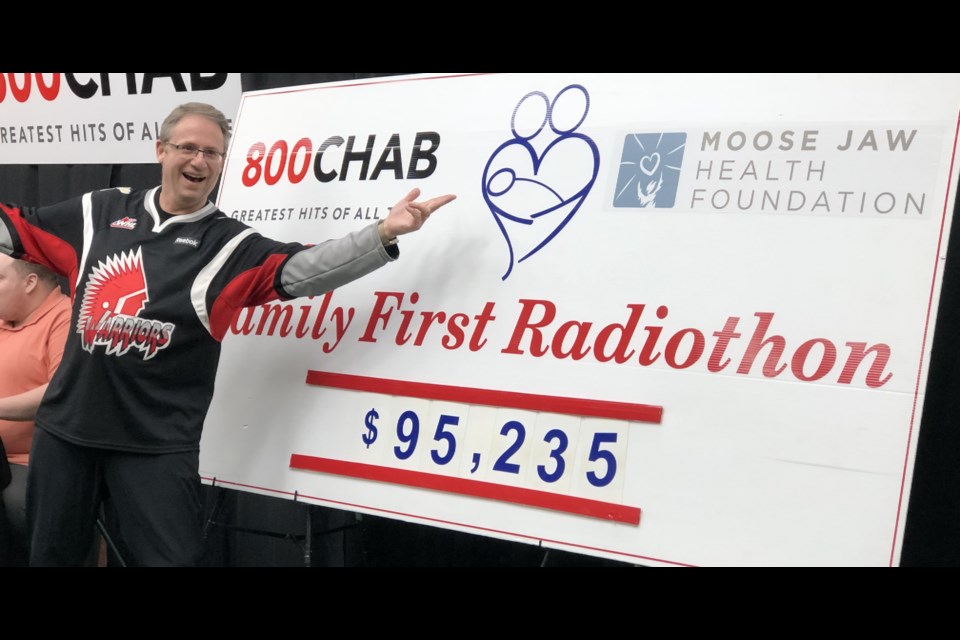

{"left": 77, "top": 247, "right": 175, "bottom": 360}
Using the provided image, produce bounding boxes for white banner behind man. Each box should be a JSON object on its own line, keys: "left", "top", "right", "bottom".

{"left": 202, "top": 73, "right": 960, "bottom": 566}
{"left": 0, "top": 73, "right": 241, "bottom": 164}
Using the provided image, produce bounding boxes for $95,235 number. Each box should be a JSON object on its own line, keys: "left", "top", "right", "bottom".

{"left": 355, "top": 398, "right": 630, "bottom": 500}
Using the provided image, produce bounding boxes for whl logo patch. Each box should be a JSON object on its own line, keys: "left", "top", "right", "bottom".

{"left": 110, "top": 216, "right": 137, "bottom": 230}
{"left": 77, "top": 247, "right": 175, "bottom": 360}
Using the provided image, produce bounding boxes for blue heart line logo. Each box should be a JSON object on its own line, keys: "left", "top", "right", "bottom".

{"left": 481, "top": 84, "right": 600, "bottom": 281}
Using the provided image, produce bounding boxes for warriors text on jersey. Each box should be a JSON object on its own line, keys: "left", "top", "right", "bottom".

{"left": 0, "top": 187, "right": 396, "bottom": 453}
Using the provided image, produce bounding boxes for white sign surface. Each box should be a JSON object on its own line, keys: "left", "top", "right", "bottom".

{"left": 0, "top": 73, "right": 241, "bottom": 164}
{"left": 203, "top": 73, "right": 960, "bottom": 566}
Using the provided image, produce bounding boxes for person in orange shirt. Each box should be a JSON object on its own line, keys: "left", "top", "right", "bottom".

{"left": 0, "top": 254, "right": 70, "bottom": 566}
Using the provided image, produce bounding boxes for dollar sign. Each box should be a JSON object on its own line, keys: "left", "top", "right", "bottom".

{"left": 362, "top": 408, "right": 379, "bottom": 448}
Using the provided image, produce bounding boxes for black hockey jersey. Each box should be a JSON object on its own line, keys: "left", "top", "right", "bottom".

{"left": 0, "top": 187, "right": 395, "bottom": 453}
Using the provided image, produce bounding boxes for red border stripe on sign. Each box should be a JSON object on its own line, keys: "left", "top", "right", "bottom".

{"left": 305, "top": 371, "right": 662, "bottom": 424}
{"left": 289, "top": 454, "right": 641, "bottom": 525}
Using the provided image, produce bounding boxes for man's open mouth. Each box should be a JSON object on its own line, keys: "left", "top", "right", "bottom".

{"left": 184, "top": 173, "right": 205, "bottom": 183}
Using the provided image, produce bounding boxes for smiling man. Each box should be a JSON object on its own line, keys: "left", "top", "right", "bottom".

{"left": 0, "top": 102, "right": 456, "bottom": 566}
{"left": 156, "top": 111, "right": 225, "bottom": 214}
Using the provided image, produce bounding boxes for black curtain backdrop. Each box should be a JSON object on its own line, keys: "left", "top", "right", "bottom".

{"left": 1, "top": 73, "right": 957, "bottom": 566}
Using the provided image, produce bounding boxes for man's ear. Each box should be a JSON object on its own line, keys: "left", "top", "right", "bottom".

{"left": 23, "top": 272, "right": 38, "bottom": 295}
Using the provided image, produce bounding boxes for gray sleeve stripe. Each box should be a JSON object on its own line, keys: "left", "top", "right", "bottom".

{"left": 281, "top": 222, "right": 395, "bottom": 298}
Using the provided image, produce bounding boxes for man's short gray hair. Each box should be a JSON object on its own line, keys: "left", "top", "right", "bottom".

{"left": 159, "top": 102, "right": 231, "bottom": 150}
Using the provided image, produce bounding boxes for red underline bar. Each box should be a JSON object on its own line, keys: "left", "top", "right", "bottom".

{"left": 305, "top": 371, "right": 662, "bottom": 424}
{"left": 289, "top": 454, "right": 641, "bottom": 525}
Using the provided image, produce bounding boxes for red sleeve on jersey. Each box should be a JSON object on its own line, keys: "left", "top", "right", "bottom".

{"left": 207, "top": 253, "right": 289, "bottom": 342}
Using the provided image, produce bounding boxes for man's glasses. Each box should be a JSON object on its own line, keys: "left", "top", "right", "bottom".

{"left": 165, "top": 142, "right": 226, "bottom": 162}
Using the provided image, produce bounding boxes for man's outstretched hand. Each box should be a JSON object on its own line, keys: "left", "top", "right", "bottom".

{"left": 382, "top": 188, "right": 456, "bottom": 239}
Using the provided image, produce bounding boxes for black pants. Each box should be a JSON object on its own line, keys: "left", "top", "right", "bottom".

{"left": 27, "top": 428, "right": 204, "bottom": 567}
{"left": 0, "top": 462, "right": 28, "bottom": 566}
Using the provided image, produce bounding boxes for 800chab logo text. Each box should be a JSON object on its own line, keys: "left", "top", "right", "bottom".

{"left": 241, "top": 132, "right": 440, "bottom": 187}
{"left": 0, "top": 73, "right": 228, "bottom": 103}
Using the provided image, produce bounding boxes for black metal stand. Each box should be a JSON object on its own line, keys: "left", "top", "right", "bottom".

{"left": 540, "top": 548, "right": 551, "bottom": 567}
{"left": 200, "top": 480, "right": 360, "bottom": 566}
{"left": 96, "top": 516, "right": 127, "bottom": 567}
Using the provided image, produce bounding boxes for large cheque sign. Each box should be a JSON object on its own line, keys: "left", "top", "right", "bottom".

{"left": 205, "top": 73, "right": 960, "bottom": 566}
